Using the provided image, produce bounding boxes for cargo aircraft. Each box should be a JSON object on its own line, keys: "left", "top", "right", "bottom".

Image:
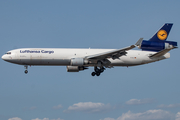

{"left": 2, "top": 23, "right": 178, "bottom": 76}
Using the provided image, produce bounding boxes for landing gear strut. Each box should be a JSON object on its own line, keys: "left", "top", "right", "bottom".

{"left": 91, "top": 66, "right": 105, "bottom": 76}
{"left": 24, "top": 65, "right": 28, "bottom": 74}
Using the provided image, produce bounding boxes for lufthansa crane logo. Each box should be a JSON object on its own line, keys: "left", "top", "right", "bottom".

{"left": 157, "top": 30, "right": 167, "bottom": 40}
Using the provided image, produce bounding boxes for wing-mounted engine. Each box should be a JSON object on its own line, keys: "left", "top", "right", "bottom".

{"left": 67, "top": 58, "right": 89, "bottom": 72}
{"left": 70, "top": 58, "right": 89, "bottom": 66}
{"left": 67, "top": 66, "right": 88, "bottom": 72}
{"left": 138, "top": 40, "right": 177, "bottom": 51}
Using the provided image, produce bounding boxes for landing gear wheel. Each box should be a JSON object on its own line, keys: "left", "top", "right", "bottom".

{"left": 92, "top": 66, "right": 105, "bottom": 76}
{"left": 25, "top": 70, "right": 28, "bottom": 74}
{"left": 91, "top": 72, "right": 96, "bottom": 76}
{"left": 100, "top": 69, "right": 104, "bottom": 73}
{"left": 24, "top": 65, "right": 28, "bottom": 74}
{"left": 96, "top": 72, "right": 100, "bottom": 76}
{"left": 95, "top": 67, "right": 100, "bottom": 73}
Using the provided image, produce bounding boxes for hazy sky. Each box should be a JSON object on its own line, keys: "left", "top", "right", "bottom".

{"left": 0, "top": 1, "right": 180, "bottom": 120}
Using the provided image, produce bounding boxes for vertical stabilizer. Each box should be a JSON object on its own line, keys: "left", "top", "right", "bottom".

{"left": 139, "top": 23, "right": 177, "bottom": 52}
{"left": 149, "top": 23, "right": 173, "bottom": 42}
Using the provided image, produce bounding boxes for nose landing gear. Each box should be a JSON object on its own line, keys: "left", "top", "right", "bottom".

{"left": 24, "top": 65, "right": 28, "bottom": 74}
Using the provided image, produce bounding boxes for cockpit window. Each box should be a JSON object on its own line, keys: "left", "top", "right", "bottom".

{"left": 5, "top": 52, "right": 11, "bottom": 54}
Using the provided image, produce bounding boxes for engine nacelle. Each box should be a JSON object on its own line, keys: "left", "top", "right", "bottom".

{"left": 70, "top": 58, "right": 88, "bottom": 66}
{"left": 67, "top": 66, "right": 88, "bottom": 72}
{"left": 139, "top": 40, "right": 177, "bottom": 51}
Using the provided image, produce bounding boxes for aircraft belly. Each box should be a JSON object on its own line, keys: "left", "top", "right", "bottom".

{"left": 109, "top": 59, "right": 125, "bottom": 66}
{"left": 13, "top": 58, "right": 70, "bottom": 66}
{"left": 110, "top": 58, "right": 143, "bottom": 66}
{"left": 109, "top": 52, "right": 143, "bottom": 66}
{"left": 27, "top": 59, "right": 70, "bottom": 65}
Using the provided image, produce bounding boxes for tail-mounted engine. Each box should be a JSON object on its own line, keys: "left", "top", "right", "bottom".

{"left": 139, "top": 40, "right": 177, "bottom": 51}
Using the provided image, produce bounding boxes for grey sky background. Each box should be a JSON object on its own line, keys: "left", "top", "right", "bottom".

{"left": 0, "top": 1, "right": 180, "bottom": 120}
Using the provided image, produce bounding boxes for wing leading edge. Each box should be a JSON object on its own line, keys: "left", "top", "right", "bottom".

{"left": 86, "top": 38, "right": 143, "bottom": 60}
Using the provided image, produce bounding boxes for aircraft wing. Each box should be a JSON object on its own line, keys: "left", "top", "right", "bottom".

{"left": 86, "top": 38, "right": 143, "bottom": 60}
{"left": 86, "top": 45, "right": 135, "bottom": 60}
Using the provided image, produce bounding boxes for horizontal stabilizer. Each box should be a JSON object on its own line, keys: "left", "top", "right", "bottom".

{"left": 149, "top": 49, "right": 171, "bottom": 58}
{"left": 149, "top": 46, "right": 177, "bottom": 58}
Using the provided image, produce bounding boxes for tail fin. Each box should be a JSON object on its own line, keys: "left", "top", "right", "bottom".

{"left": 139, "top": 23, "right": 177, "bottom": 52}
{"left": 149, "top": 23, "right": 173, "bottom": 42}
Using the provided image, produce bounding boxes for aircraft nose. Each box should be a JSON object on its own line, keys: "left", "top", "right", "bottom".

{"left": 2, "top": 54, "right": 8, "bottom": 61}
{"left": 2, "top": 55, "right": 5, "bottom": 60}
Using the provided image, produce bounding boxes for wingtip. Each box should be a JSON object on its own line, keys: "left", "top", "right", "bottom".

{"left": 135, "top": 38, "right": 143, "bottom": 46}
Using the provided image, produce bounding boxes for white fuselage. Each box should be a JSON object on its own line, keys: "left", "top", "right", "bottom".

{"left": 2, "top": 48, "right": 170, "bottom": 67}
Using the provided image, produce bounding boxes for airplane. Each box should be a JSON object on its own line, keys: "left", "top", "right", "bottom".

{"left": 1, "top": 23, "right": 178, "bottom": 76}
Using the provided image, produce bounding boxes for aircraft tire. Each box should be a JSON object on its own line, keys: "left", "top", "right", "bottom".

{"left": 100, "top": 69, "right": 104, "bottom": 73}
{"left": 25, "top": 70, "right": 28, "bottom": 74}
{"left": 91, "top": 72, "right": 96, "bottom": 76}
{"left": 95, "top": 68, "right": 100, "bottom": 73}
{"left": 96, "top": 72, "right": 100, "bottom": 76}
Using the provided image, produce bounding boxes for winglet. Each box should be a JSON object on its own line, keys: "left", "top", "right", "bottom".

{"left": 135, "top": 38, "right": 143, "bottom": 47}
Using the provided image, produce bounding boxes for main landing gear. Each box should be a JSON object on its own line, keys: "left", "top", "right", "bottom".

{"left": 24, "top": 65, "right": 28, "bottom": 74}
{"left": 91, "top": 66, "right": 105, "bottom": 76}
